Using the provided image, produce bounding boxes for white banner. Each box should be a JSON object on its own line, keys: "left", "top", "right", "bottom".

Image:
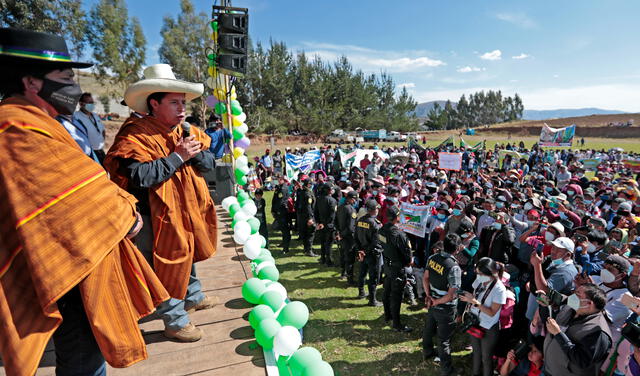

{"left": 438, "top": 152, "right": 462, "bottom": 171}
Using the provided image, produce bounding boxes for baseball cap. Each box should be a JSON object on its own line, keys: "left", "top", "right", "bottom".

{"left": 365, "top": 199, "right": 380, "bottom": 211}
{"left": 549, "top": 222, "right": 565, "bottom": 237}
{"left": 551, "top": 237, "right": 575, "bottom": 253}
{"left": 346, "top": 190, "right": 358, "bottom": 199}
{"left": 387, "top": 206, "right": 401, "bottom": 219}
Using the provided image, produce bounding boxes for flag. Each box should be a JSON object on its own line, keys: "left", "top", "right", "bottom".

{"left": 460, "top": 137, "right": 468, "bottom": 148}
{"left": 408, "top": 136, "right": 424, "bottom": 151}
{"left": 285, "top": 150, "right": 321, "bottom": 181}
{"left": 460, "top": 137, "right": 484, "bottom": 151}
{"left": 539, "top": 123, "right": 576, "bottom": 147}
{"left": 438, "top": 136, "right": 454, "bottom": 148}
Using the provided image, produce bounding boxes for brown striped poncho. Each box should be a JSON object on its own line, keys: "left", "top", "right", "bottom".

{"left": 0, "top": 97, "right": 170, "bottom": 376}
{"left": 104, "top": 115, "right": 217, "bottom": 299}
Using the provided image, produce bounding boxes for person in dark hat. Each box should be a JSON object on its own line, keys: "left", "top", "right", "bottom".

{"left": 204, "top": 112, "right": 231, "bottom": 160}
{"left": 296, "top": 174, "right": 317, "bottom": 257}
{"left": 380, "top": 205, "right": 413, "bottom": 332}
{"left": 336, "top": 190, "right": 359, "bottom": 284}
{"left": 0, "top": 27, "right": 168, "bottom": 375}
{"left": 355, "top": 199, "right": 384, "bottom": 306}
{"left": 272, "top": 175, "right": 292, "bottom": 253}
{"left": 315, "top": 183, "right": 338, "bottom": 266}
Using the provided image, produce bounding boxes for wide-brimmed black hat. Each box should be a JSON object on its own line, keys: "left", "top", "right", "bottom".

{"left": 0, "top": 28, "right": 92, "bottom": 68}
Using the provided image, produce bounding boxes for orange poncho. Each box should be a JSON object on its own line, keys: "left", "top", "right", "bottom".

{"left": 104, "top": 116, "right": 217, "bottom": 299}
{"left": 0, "top": 98, "right": 170, "bottom": 376}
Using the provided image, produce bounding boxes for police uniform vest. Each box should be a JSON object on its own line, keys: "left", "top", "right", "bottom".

{"left": 316, "top": 195, "right": 337, "bottom": 227}
{"left": 337, "top": 204, "right": 356, "bottom": 236}
{"left": 356, "top": 214, "right": 381, "bottom": 253}
{"left": 427, "top": 252, "right": 457, "bottom": 295}
{"left": 543, "top": 306, "right": 612, "bottom": 376}
{"left": 380, "top": 223, "right": 409, "bottom": 267}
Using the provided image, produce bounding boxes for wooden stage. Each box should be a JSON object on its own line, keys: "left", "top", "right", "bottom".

{"left": 1, "top": 208, "right": 265, "bottom": 376}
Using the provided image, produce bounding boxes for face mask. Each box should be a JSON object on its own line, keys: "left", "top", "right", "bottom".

{"left": 586, "top": 243, "right": 597, "bottom": 253}
{"left": 461, "top": 233, "right": 469, "bottom": 239}
{"left": 545, "top": 187, "right": 553, "bottom": 192}
{"left": 455, "top": 189, "right": 462, "bottom": 194}
{"left": 437, "top": 213, "right": 446, "bottom": 220}
{"left": 493, "top": 223, "right": 502, "bottom": 230}
{"left": 475, "top": 275, "right": 491, "bottom": 284}
{"left": 496, "top": 202, "right": 504, "bottom": 209}
{"left": 389, "top": 197, "right": 398, "bottom": 203}
{"left": 551, "top": 258, "right": 564, "bottom": 266}
{"left": 38, "top": 78, "right": 82, "bottom": 115}
{"left": 600, "top": 269, "right": 617, "bottom": 284}
{"left": 372, "top": 190, "right": 378, "bottom": 196}
{"left": 624, "top": 251, "right": 631, "bottom": 258}
{"left": 527, "top": 220, "right": 536, "bottom": 227}
{"left": 84, "top": 103, "right": 96, "bottom": 112}
{"left": 545, "top": 231, "right": 555, "bottom": 242}
{"left": 567, "top": 190, "right": 575, "bottom": 196}
{"left": 567, "top": 294, "right": 589, "bottom": 311}
{"left": 452, "top": 209, "right": 462, "bottom": 216}
{"left": 524, "top": 202, "right": 533, "bottom": 211}
{"left": 584, "top": 200, "right": 592, "bottom": 205}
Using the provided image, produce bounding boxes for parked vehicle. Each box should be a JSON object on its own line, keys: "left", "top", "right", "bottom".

{"left": 406, "top": 132, "right": 423, "bottom": 140}
{"left": 326, "top": 129, "right": 354, "bottom": 143}
{"left": 386, "top": 131, "right": 407, "bottom": 142}
{"left": 359, "top": 129, "right": 387, "bottom": 141}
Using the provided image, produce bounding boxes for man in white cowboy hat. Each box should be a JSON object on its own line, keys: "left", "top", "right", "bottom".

{"left": 104, "top": 64, "right": 219, "bottom": 342}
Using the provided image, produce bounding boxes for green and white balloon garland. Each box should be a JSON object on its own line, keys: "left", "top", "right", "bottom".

{"left": 222, "top": 193, "right": 334, "bottom": 375}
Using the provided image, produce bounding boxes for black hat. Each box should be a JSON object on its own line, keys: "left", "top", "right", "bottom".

{"left": 388, "top": 205, "right": 401, "bottom": 219}
{"left": 365, "top": 199, "right": 380, "bottom": 211}
{"left": 346, "top": 190, "right": 358, "bottom": 199}
{"left": 0, "top": 28, "right": 92, "bottom": 68}
{"left": 457, "top": 220, "right": 473, "bottom": 234}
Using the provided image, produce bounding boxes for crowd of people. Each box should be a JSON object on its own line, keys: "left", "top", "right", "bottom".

{"left": 259, "top": 142, "right": 640, "bottom": 376}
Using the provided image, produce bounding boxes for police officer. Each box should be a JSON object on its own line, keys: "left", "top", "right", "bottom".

{"left": 380, "top": 206, "right": 413, "bottom": 332}
{"left": 355, "top": 199, "right": 383, "bottom": 307}
{"left": 315, "top": 183, "right": 338, "bottom": 266}
{"left": 271, "top": 176, "right": 291, "bottom": 253}
{"left": 336, "top": 190, "right": 358, "bottom": 284}
{"left": 253, "top": 188, "right": 268, "bottom": 247}
{"left": 295, "top": 175, "right": 317, "bottom": 257}
{"left": 423, "top": 233, "right": 463, "bottom": 376}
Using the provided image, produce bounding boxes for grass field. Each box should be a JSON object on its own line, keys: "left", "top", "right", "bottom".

{"left": 260, "top": 191, "right": 474, "bottom": 376}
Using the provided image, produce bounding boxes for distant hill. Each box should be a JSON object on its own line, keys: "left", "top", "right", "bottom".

{"left": 413, "top": 100, "right": 453, "bottom": 117}
{"left": 523, "top": 108, "right": 625, "bottom": 120}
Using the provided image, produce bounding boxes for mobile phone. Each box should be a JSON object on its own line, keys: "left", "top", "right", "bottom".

{"left": 621, "top": 293, "right": 640, "bottom": 310}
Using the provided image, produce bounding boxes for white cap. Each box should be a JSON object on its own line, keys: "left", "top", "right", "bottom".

{"left": 551, "top": 237, "right": 575, "bottom": 253}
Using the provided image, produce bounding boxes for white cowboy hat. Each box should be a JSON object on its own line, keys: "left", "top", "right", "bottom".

{"left": 124, "top": 64, "right": 204, "bottom": 114}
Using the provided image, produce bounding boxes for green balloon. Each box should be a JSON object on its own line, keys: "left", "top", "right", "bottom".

{"left": 237, "top": 190, "right": 250, "bottom": 202}
{"left": 234, "top": 168, "right": 246, "bottom": 181}
{"left": 301, "top": 361, "right": 334, "bottom": 376}
{"left": 249, "top": 304, "right": 274, "bottom": 329}
{"left": 230, "top": 100, "right": 243, "bottom": 116}
{"left": 288, "top": 347, "right": 322, "bottom": 374}
{"left": 241, "top": 278, "right": 266, "bottom": 304}
{"left": 215, "top": 102, "right": 227, "bottom": 115}
{"left": 277, "top": 301, "right": 309, "bottom": 329}
{"left": 247, "top": 217, "right": 260, "bottom": 234}
{"left": 258, "top": 265, "right": 280, "bottom": 282}
{"left": 258, "top": 249, "right": 271, "bottom": 258}
{"left": 237, "top": 175, "right": 247, "bottom": 185}
{"left": 254, "top": 255, "right": 275, "bottom": 265}
{"left": 233, "top": 128, "right": 244, "bottom": 141}
{"left": 259, "top": 290, "right": 283, "bottom": 311}
{"left": 255, "top": 318, "right": 281, "bottom": 350}
{"left": 229, "top": 203, "right": 241, "bottom": 217}
{"left": 210, "top": 20, "right": 219, "bottom": 32}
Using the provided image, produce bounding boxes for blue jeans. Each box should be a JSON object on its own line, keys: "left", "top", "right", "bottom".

{"left": 53, "top": 287, "right": 106, "bottom": 376}
{"left": 136, "top": 216, "right": 205, "bottom": 330}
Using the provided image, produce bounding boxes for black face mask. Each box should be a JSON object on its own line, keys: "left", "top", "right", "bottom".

{"left": 38, "top": 78, "right": 82, "bottom": 115}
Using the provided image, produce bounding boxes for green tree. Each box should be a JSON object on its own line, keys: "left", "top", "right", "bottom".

{"left": 158, "top": 0, "right": 210, "bottom": 122}
{"left": 88, "top": 0, "right": 146, "bottom": 98}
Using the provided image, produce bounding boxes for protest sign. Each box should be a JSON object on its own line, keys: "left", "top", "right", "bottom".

{"left": 623, "top": 160, "right": 640, "bottom": 173}
{"left": 398, "top": 202, "right": 431, "bottom": 237}
{"left": 438, "top": 152, "right": 462, "bottom": 170}
{"left": 539, "top": 123, "right": 576, "bottom": 147}
{"left": 580, "top": 158, "right": 601, "bottom": 171}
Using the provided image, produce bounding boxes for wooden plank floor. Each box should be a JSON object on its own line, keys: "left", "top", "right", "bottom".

{"left": 1, "top": 207, "right": 265, "bottom": 376}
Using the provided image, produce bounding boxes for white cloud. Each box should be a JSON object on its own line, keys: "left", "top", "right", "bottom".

{"left": 457, "top": 66, "right": 483, "bottom": 73}
{"left": 398, "top": 82, "right": 416, "bottom": 88}
{"left": 480, "top": 50, "right": 502, "bottom": 61}
{"left": 300, "top": 41, "right": 445, "bottom": 73}
{"left": 512, "top": 53, "right": 530, "bottom": 60}
{"left": 495, "top": 12, "right": 537, "bottom": 29}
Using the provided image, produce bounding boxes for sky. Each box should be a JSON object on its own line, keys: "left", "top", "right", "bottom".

{"left": 85, "top": 0, "right": 640, "bottom": 112}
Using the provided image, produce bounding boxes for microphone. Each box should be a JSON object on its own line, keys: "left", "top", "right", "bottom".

{"left": 181, "top": 122, "right": 191, "bottom": 139}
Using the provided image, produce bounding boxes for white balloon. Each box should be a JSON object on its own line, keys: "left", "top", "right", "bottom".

{"left": 235, "top": 112, "right": 247, "bottom": 123}
{"left": 273, "top": 326, "right": 302, "bottom": 356}
{"left": 234, "top": 211, "right": 250, "bottom": 223}
{"left": 257, "top": 235, "right": 267, "bottom": 248}
{"left": 236, "top": 123, "right": 249, "bottom": 134}
{"left": 222, "top": 196, "right": 238, "bottom": 211}
{"left": 264, "top": 282, "right": 287, "bottom": 301}
{"left": 243, "top": 236, "right": 262, "bottom": 259}
{"left": 233, "top": 221, "right": 251, "bottom": 244}
{"left": 255, "top": 261, "right": 275, "bottom": 274}
{"left": 236, "top": 155, "right": 249, "bottom": 168}
{"left": 241, "top": 201, "right": 258, "bottom": 216}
